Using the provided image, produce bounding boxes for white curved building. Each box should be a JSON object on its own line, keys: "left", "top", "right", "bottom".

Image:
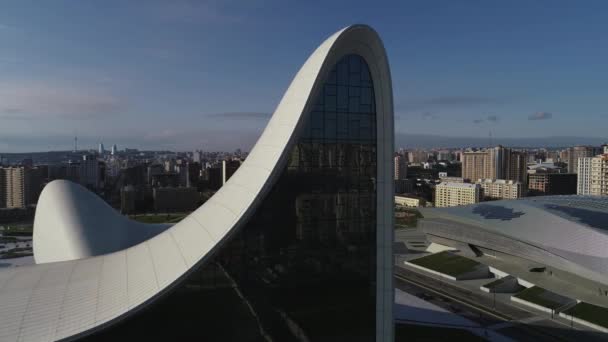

{"left": 421, "top": 196, "right": 608, "bottom": 308}
{"left": 0, "top": 25, "right": 394, "bottom": 341}
{"left": 33, "top": 180, "right": 171, "bottom": 264}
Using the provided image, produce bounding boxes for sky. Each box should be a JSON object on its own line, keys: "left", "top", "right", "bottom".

{"left": 1, "top": 0, "right": 607, "bottom": 152}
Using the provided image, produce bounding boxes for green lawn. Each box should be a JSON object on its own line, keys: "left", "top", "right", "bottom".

{"left": 513, "top": 286, "right": 564, "bottom": 310}
{"left": 408, "top": 252, "right": 480, "bottom": 277}
{"left": 563, "top": 302, "right": 608, "bottom": 327}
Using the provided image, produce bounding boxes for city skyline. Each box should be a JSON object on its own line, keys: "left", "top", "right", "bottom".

{"left": 2, "top": 1, "right": 608, "bottom": 152}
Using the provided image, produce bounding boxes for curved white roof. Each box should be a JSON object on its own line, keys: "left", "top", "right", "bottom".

{"left": 0, "top": 25, "right": 394, "bottom": 342}
{"left": 33, "top": 180, "right": 170, "bottom": 264}
{"left": 422, "top": 195, "right": 608, "bottom": 285}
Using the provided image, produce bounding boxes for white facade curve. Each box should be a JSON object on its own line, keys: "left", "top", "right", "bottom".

{"left": 0, "top": 25, "right": 394, "bottom": 342}
{"left": 33, "top": 180, "right": 170, "bottom": 264}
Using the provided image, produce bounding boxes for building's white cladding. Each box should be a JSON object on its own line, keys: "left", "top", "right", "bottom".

{"left": 33, "top": 180, "right": 171, "bottom": 264}
{"left": 422, "top": 196, "right": 608, "bottom": 286}
{"left": 0, "top": 25, "right": 394, "bottom": 341}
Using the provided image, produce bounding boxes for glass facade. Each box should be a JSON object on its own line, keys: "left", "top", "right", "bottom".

{"left": 84, "top": 54, "right": 377, "bottom": 341}
{"left": 219, "top": 54, "right": 377, "bottom": 340}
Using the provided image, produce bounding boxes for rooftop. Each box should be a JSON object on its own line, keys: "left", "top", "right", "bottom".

{"left": 437, "top": 182, "right": 480, "bottom": 189}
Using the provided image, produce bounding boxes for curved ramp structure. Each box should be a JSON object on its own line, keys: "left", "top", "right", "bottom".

{"left": 33, "top": 180, "right": 170, "bottom": 264}
{"left": 0, "top": 25, "right": 394, "bottom": 341}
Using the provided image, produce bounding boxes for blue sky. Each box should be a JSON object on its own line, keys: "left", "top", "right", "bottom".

{"left": 1, "top": 0, "right": 607, "bottom": 152}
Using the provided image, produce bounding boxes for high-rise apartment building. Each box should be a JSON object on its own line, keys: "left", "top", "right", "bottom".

{"left": 435, "top": 182, "right": 481, "bottom": 208}
{"left": 462, "top": 150, "right": 491, "bottom": 181}
{"left": 222, "top": 159, "right": 242, "bottom": 185}
{"left": 577, "top": 157, "right": 593, "bottom": 195}
{"left": 477, "top": 179, "right": 523, "bottom": 200}
{"left": 4, "top": 167, "right": 25, "bottom": 208}
{"left": 394, "top": 154, "right": 407, "bottom": 180}
{"left": 0, "top": 166, "right": 45, "bottom": 208}
{"left": 577, "top": 155, "right": 608, "bottom": 195}
{"left": 192, "top": 150, "right": 203, "bottom": 163}
{"left": 590, "top": 154, "right": 608, "bottom": 196}
{"left": 436, "top": 150, "right": 454, "bottom": 161}
{"left": 3, "top": 167, "right": 42, "bottom": 208}
{"left": 505, "top": 151, "right": 528, "bottom": 185}
{"left": 407, "top": 150, "right": 428, "bottom": 163}
{"left": 0, "top": 168, "right": 5, "bottom": 208}
{"left": 80, "top": 155, "right": 100, "bottom": 189}
{"left": 462, "top": 146, "right": 527, "bottom": 185}
{"left": 567, "top": 146, "right": 596, "bottom": 173}
{"left": 528, "top": 173, "right": 577, "bottom": 196}
{"left": 394, "top": 179, "right": 414, "bottom": 194}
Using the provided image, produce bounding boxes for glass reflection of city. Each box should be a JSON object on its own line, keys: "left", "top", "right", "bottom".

{"left": 85, "top": 54, "right": 378, "bottom": 341}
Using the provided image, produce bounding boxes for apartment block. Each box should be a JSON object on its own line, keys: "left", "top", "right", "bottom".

{"left": 435, "top": 182, "right": 481, "bottom": 208}
{"left": 477, "top": 179, "right": 523, "bottom": 200}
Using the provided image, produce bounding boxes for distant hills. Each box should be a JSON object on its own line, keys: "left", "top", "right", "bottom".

{"left": 395, "top": 133, "right": 608, "bottom": 149}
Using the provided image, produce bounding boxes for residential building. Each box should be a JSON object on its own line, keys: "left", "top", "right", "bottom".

{"left": 436, "top": 150, "right": 454, "bottom": 161}
{"left": 577, "top": 157, "right": 593, "bottom": 195}
{"left": 193, "top": 150, "right": 203, "bottom": 163}
{"left": 528, "top": 173, "right": 577, "bottom": 196}
{"left": 120, "top": 185, "right": 136, "bottom": 214}
{"left": 394, "top": 179, "right": 414, "bottom": 194}
{"left": 0, "top": 168, "right": 5, "bottom": 208}
{"left": 395, "top": 195, "right": 426, "bottom": 208}
{"left": 577, "top": 155, "right": 608, "bottom": 196}
{"left": 477, "top": 179, "right": 523, "bottom": 200}
{"left": 590, "top": 154, "right": 608, "bottom": 196}
{"left": 147, "top": 164, "right": 164, "bottom": 184}
{"left": 439, "top": 176, "right": 468, "bottom": 183}
{"left": 567, "top": 146, "right": 596, "bottom": 173}
{"left": 222, "top": 159, "right": 241, "bottom": 184}
{"left": 153, "top": 187, "right": 199, "bottom": 212}
{"left": 408, "top": 150, "right": 428, "bottom": 163}
{"left": 527, "top": 161, "right": 567, "bottom": 174}
{"left": 79, "top": 154, "right": 100, "bottom": 189}
{"left": 506, "top": 151, "right": 528, "bottom": 185}
{"left": 3, "top": 166, "right": 43, "bottom": 208}
{"left": 394, "top": 154, "right": 407, "bottom": 180}
{"left": 462, "top": 146, "right": 527, "bottom": 185}
{"left": 435, "top": 182, "right": 481, "bottom": 208}
{"left": 462, "top": 150, "right": 492, "bottom": 181}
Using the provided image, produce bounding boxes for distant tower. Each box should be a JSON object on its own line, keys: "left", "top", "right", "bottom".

{"left": 98, "top": 143, "right": 105, "bottom": 155}
{"left": 111, "top": 144, "right": 117, "bottom": 155}
{"left": 73, "top": 136, "right": 78, "bottom": 152}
